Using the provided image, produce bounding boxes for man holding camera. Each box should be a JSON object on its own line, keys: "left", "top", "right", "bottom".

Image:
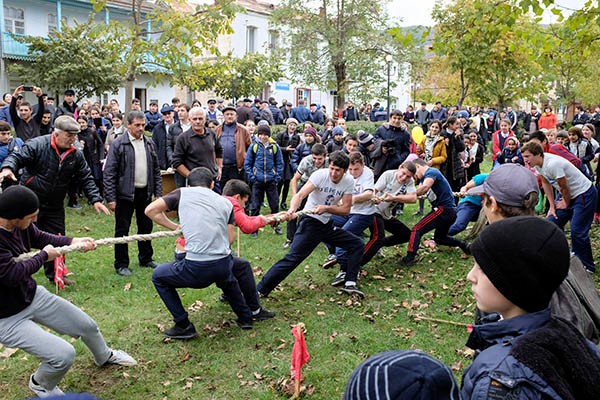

{"left": 9, "top": 85, "right": 45, "bottom": 142}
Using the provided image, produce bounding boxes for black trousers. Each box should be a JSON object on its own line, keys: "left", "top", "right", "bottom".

{"left": 37, "top": 204, "right": 66, "bottom": 280}
{"left": 220, "top": 164, "right": 245, "bottom": 191}
{"left": 114, "top": 187, "right": 154, "bottom": 270}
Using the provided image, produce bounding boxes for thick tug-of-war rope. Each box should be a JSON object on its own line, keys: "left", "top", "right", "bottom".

{"left": 15, "top": 209, "right": 317, "bottom": 261}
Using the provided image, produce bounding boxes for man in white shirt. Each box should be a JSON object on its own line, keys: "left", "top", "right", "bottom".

{"left": 522, "top": 141, "right": 597, "bottom": 273}
{"left": 256, "top": 151, "right": 365, "bottom": 297}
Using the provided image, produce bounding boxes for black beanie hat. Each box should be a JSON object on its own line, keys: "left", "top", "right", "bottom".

{"left": 470, "top": 216, "right": 569, "bottom": 313}
{"left": 0, "top": 185, "right": 40, "bottom": 219}
{"left": 344, "top": 350, "right": 460, "bottom": 400}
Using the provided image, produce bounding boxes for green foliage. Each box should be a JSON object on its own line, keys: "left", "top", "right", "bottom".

{"left": 176, "top": 52, "right": 284, "bottom": 101}
{"left": 430, "top": 0, "right": 548, "bottom": 107}
{"left": 270, "top": 0, "right": 401, "bottom": 107}
{"left": 8, "top": 16, "right": 124, "bottom": 102}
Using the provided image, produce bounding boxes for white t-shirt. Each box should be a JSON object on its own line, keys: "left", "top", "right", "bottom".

{"left": 374, "top": 169, "right": 416, "bottom": 220}
{"left": 350, "top": 167, "right": 376, "bottom": 215}
{"left": 536, "top": 153, "right": 592, "bottom": 198}
{"left": 304, "top": 168, "right": 354, "bottom": 223}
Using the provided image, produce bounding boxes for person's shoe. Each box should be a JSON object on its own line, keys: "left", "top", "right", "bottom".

{"left": 68, "top": 203, "right": 82, "bottom": 209}
{"left": 585, "top": 267, "right": 596, "bottom": 274}
{"left": 116, "top": 267, "right": 132, "bottom": 276}
{"left": 341, "top": 284, "right": 365, "bottom": 298}
{"left": 459, "top": 241, "right": 471, "bottom": 255}
{"left": 253, "top": 307, "right": 276, "bottom": 321}
{"left": 236, "top": 319, "right": 253, "bottom": 330}
{"left": 322, "top": 254, "right": 337, "bottom": 269}
{"left": 103, "top": 349, "right": 137, "bottom": 366}
{"left": 414, "top": 209, "right": 423, "bottom": 216}
{"left": 165, "top": 323, "right": 198, "bottom": 340}
{"left": 400, "top": 254, "right": 416, "bottom": 266}
{"left": 330, "top": 271, "right": 346, "bottom": 287}
{"left": 29, "top": 375, "right": 64, "bottom": 398}
{"left": 218, "top": 293, "right": 229, "bottom": 303}
{"left": 251, "top": 232, "right": 258, "bottom": 239}
{"left": 282, "top": 239, "right": 292, "bottom": 249}
{"left": 273, "top": 226, "right": 283, "bottom": 235}
{"left": 140, "top": 260, "right": 158, "bottom": 268}
{"left": 280, "top": 203, "right": 287, "bottom": 210}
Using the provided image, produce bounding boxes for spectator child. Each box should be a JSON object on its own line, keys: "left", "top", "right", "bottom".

{"left": 497, "top": 136, "right": 524, "bottom": 166}
{"left": 462, "top": 217, "right": 600, "bottom": 399}
{"left": 326, "top": 126, "right": 344, "bottom": 153}
{"left": 243, "top": 124, "right": 284, "bottom": 236}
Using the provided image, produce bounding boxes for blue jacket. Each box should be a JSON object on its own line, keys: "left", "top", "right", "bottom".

{"left": 244, "top": 141, "right": 283, "bottom": 184}
{"left": 269, "top": 105, "right": 283, "bottom": 125}
{"left": 290, "top": 106, "right": 311, "bottom": 123}
{"left": 291, "top": 142, "right": 313, "bottom": 171}
{"left": 461, "top": 308, "right": 600, "bottom": 399}
{"left": 145, "top": 110, "right": 163, "bottom": 132}
{"left": 430, "top": 107, "right": 448, "bottom": 122}
{"left": 0, "top": 106, "right": 12, "bottom": 126}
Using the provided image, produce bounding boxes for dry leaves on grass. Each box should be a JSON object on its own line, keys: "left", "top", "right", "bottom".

{"left": 0, "top": 347, "right": 18, "bottom": 359}
{"left": 188, "top": 300, "right": 204, "bottom": 312}
{"left": 123, "top": 282, "right": 132, "bottom": 291}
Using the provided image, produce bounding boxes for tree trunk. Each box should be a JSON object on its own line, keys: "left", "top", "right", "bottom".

{"left": 124, "top": 75, "right": 135, "bottom": 115}
{"left": 334, "top": 60, "right": 347, "bottom": 110}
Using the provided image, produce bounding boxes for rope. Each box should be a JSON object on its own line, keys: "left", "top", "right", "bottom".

{"left": 15, "top": 209, "right": 317, "bottom": 261}
{"left": 15, "top": 230, "right": 182, "bottom": 261}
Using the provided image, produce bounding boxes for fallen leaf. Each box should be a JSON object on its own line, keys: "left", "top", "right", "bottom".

{"left": 254, "top": 372, "right": 264, "bottom": 380}
{"left": 163, "top": 381, "right": 171, "bottom": 386}
{"left": 123, "top": 282, "right": 132, "bottom": 291}
{"left": 0, "top": 347, "right": 18, "bottom": 358}
{"left": 184, "top": 380, "right": 193, "bottom": 389}
{"left": 122, "top": 372, "right": 130, "bottom": 378}
{"left": 372, "top": 275, "right": 386, "bottom": 280}
{"left": 451, "top": 361, "right": 463, "bottom": 371}
{"left": 316, "top": 311, "right": 325, "bottom": 316}
{"left": 181, "top": 352, "right": 191, "bottom": 362}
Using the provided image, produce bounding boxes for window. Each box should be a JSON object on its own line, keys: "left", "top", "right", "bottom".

{"left": 268, "top": 30, "right": 279, "bottom": 51}
{"left": 4, "top": 6, "right": 25, "bottom": 35}
{"left": 296, "top": 88, "right": 311, "bottom": 106}
{"left": 48, "top": 13, "right": 57, "bottom": 36}
{"left": 246, "top": 26, "right": 256, "bottom": 53}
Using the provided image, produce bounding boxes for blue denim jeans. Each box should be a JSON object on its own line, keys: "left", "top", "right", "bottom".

{"left": 448, "top": 201, "right": 481, "bottom": 236}
{"left": 257, "top": 217, "right": 364, "bottom": 295}
{"left": 548, "top": 184, "right": 597, "bottom": 271}
{"left": 334, "top": 213, "right": 377, "bottom": 271}
{"left": 152, "top": 255, "right": 252, "bottom": 324}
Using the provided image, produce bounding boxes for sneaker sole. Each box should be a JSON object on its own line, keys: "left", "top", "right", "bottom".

{"left": 330, "top": 278, "right": 346, "bottom": 287}
{"left": 341, "top": 287, "right": 365, "bottom": 298}
{"left": 165, "top": 332, "right": 198, "bottom": 340}
{"left": 322, "top": 259, "right": 338, "bottom": 269}
{"left": 253, "top": 313, "right": 276, "bottom": 321}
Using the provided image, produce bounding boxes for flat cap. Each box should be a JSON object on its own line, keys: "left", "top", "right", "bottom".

{"left": 54, "top": 115, "right": 80, "bottom": 134}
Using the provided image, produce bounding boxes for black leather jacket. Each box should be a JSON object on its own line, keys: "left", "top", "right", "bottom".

{"left": 1, "top": 134, "right": 102, "bottom": 208}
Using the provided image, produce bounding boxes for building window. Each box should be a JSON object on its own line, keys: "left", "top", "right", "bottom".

{"left": 296, "top": 88, "right": 311, "bottom": 106}
{"left": 48, "top": 13, "right": 57, "bottom": 36}
{"left": 4, "top": 6, "right": 25, "bottom": 35}
{"left": 246, "top": 26, "right": 256, "bottom": 53}
{"left": 268, "top": 30, "right": 279, "bottom": 51}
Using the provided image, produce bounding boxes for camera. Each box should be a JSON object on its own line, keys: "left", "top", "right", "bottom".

{"left": 22, "top": 86, "right": 33, "bottom": 91}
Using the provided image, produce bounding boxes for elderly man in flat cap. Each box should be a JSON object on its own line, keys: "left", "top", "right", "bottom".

{"left": 0, "top": 115, "right": 110, "bottom": 284}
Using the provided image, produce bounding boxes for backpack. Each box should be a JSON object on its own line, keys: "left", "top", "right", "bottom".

{"left": 252, "top": 142, "right": 278, "bottom": 155}
{"left": 550, "top": 256, "right": 600, "bottom": 344}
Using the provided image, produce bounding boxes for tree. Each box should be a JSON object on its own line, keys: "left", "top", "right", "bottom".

{"left": 270, "top": 0, "right": 399, "bottom": 108}
{"left": 175, "top": 52, "right": 284, "bottom": 102}
{"left": 8, "top": 16, "right": 124, "bottom": 102}
{"left": 92, "top": 0, "right": 238, "bottom": 112}
{"left": 431, "top": 0, "right": 547, "bottom": 107}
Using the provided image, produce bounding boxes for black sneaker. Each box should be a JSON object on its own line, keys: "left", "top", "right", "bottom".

{"left": 330, "top": 271, "right": 346, "bottom": 287}
{"left": 236, "top": 319, "right": 253, "bottom": 330}
{"left": 251, "top": 232, "right": 258, "bottom": 239}
{"left": 164, "top": 323, "right": 198, "bottom": 340}
{"left": 273, "top": 226, "right": 283, "bottom": 235}
{"left": 341, "top": 284, "right": 365, "bottom": 298}
{"left": 253, "top": 307, "right": 276, "bottom": 321}
{"left": 322, "top": 254, "right": 337, "bottom": 269}
{"left": 400, "top": 254, "right": 416, "bottom": 266}
{"left": 459, "top": 241, "right": 471, "bottom": 255}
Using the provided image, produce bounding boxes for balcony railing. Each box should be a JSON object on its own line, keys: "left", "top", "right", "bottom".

{"left": 1, "top": 32, "right": 32, "bottom": 60}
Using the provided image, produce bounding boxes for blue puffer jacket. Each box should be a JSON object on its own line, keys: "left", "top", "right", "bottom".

{"left": 461, "top": 308, "right": 600, "bottom": 400}
{"left": 244, "top": 141, "right": 283, "bottom": 184}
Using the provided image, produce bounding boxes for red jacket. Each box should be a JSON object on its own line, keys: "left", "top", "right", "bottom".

{"left": 224, "top": 195, "right": 267, "bottom": 234}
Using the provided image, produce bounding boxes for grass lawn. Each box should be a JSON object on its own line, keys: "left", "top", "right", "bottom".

{"left": 2, "top": 184, "right": 600, "bottom": 399}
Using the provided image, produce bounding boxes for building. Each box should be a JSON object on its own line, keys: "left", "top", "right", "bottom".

{"left": 0, "top": 0, "right": 175, "bottom": 109}
{"left": 192, "top": 0, "right": 336, "bottom": 112}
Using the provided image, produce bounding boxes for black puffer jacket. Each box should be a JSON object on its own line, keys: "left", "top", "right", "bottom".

{"left": 0, "top": 134, "right": 102, "bottom": 207}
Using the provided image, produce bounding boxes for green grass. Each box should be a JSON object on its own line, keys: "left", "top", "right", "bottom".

{"left": 2, "top": 184, "right": 600, "bottom": 399}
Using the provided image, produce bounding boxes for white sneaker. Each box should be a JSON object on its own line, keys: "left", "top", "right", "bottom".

{"left": 103, "top": 349, "right": 137, "bottom": 366}
{"left": 29, "top": 375, "right": 64, "bottom": 398}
